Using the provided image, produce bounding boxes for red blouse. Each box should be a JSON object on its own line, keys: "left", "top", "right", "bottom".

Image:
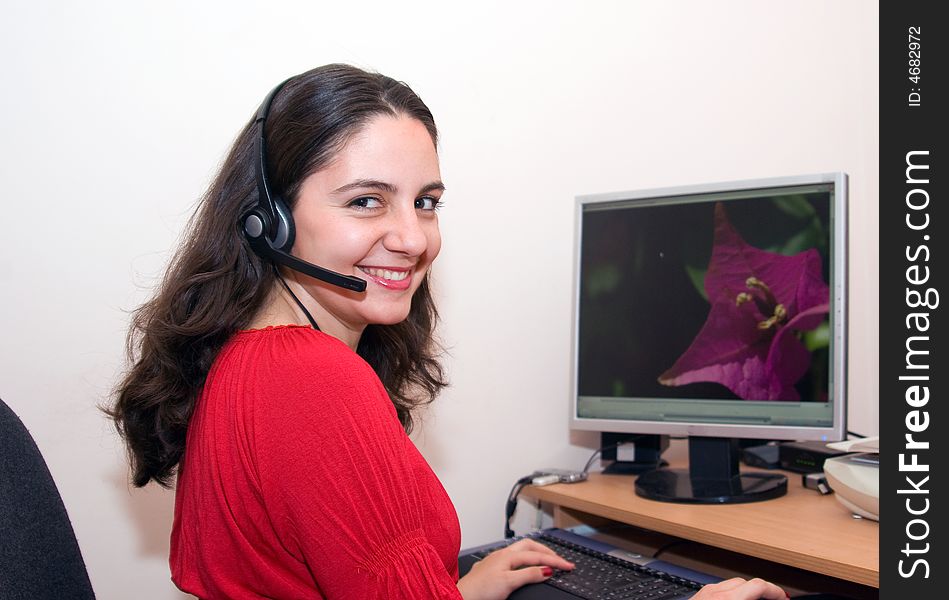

{"left": 170, "top": 326, "right": 463, "bottom": 599}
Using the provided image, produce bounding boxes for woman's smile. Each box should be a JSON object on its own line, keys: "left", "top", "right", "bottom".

{"left": 357, "top": 266, "right": 414, "bottom": 290}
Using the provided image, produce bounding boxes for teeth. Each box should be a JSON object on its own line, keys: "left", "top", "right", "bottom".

{"left": 362, "top": 268, "right": 409, "bottom": 281}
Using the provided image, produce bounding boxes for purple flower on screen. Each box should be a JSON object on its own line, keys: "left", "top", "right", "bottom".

{"left": 658, "top": 202, "right": 829, "bottom": 401}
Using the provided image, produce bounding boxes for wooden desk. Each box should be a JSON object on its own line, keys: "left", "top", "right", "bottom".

{"left": 521, "top": 468, "right": 878, "bottom": 589}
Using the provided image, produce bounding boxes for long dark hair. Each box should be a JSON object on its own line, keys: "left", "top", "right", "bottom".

{"left": 108, "top": 64, "right": 448, "bottom": 488}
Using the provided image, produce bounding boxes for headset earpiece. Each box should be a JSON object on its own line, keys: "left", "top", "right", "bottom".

{"left": 271, "top": 196, "right": 295, "bottom": 252}
{"left": 243, "top": 197, "right": 294, "bottom": 252}
{"left": 242, "top": 199, "right": 294, "bottom": 252}
{"left": 242, "top": 207, "right": 270, "bottom": 241}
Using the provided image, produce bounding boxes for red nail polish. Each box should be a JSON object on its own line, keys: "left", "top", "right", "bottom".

{"left": 542, "top": 566, "right": 553, "bottom": 577}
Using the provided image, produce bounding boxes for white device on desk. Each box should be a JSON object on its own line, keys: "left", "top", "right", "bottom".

{"left": 534, "top": 468, "right": 588, "bottom": 484}
{"left": 823, "top": 437, "right": 879, "bottom": 521}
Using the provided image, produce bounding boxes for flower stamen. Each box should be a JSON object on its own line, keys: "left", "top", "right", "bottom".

{"left": 745, "top": 276, "right": 779, "bottom": 307}
{"left": 757, "top": 303, "right": 788, "bottom": 330}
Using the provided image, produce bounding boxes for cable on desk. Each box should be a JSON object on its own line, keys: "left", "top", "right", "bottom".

{"left": 504, "top": 475, "right": 535, "bottom": 538}
{"left": 505, "top": 442, "right": 630, "bottom": 538}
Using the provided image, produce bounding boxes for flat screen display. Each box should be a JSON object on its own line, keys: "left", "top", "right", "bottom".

{"left": 573, "top": 175, "right": 846, "bottom": 440}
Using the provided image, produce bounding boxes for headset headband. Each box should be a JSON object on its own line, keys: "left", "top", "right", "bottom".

{"left": 254, "top": 77, "right": 293, "bottom": 239}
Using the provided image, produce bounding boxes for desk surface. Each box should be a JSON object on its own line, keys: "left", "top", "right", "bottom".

{"left": 521, "top": 469, "right": 878, "bottom": 587}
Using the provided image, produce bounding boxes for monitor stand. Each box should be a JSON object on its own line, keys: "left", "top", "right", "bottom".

{"left": 635, "top": 437, "right": 787, "bottom": 504}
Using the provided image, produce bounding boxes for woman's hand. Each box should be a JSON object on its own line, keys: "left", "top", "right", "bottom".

{"left": 692, "top": 577, "right": 788, "bottom": 600}
{"left": 456, "top": 539, "right": 575, "bottom": 600}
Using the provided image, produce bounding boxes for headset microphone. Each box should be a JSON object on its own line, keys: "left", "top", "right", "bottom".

{"left": 241, "top": 76, "right": 368, "bottom": 293}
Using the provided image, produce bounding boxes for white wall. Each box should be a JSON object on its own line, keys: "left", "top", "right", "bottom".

{"left": 0, "top": 1, "right": 878, "bottom": 598}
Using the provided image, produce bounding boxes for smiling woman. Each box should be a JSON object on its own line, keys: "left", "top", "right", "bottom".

{"left": 106, "top": 64, "right": 573, "bottom": 600}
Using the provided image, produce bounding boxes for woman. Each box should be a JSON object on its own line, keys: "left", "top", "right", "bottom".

{"left": 110, "top": 64, "right": 786, "bottom": 600}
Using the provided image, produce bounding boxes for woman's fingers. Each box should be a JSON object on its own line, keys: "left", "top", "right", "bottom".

{"left": 704, "top": 578, "right": 747, "bottom": 592}
{"left": 456, "top": 542, "right": 574, "bottom": 600}
{"left": 693, "top": 577, "right": 787, "bottom": 600}
{"left": 499, "top": 540, "right": 574, "bottom": 571}
{"left": 735, "top": 578, "right": 786, "bottom": 600}
{"left": 506, "top": 538, "right": 561, "bottom": 557}
{"left": 504, "top": 549, "right": 574, "bottom": 571}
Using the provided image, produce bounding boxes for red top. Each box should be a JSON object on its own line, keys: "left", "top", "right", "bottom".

{"left": 170, "top": 326, "right": 463, "bottom": 599}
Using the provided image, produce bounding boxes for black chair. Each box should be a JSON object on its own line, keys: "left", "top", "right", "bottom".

{"left": 0, "top": 398, "right": 96, "bottom": 599}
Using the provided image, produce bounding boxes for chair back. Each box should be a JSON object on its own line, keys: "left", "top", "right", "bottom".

{"left": 0, "top": 398, "right": 96, "bottom": 599}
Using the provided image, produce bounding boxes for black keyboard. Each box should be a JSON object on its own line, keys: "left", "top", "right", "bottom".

{"left": 472, "top": 532, "right": 703, "bottom": 600}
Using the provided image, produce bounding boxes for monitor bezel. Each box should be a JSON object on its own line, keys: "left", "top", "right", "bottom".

{"left": 569, "top": 173, "right": 848, "bottom": 443}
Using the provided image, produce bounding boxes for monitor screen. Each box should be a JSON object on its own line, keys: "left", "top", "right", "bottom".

{"left": 571, "top": 174, "right": 847, "bottom": 444}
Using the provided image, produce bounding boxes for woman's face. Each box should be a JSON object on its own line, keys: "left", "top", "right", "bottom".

{"left": 288, "top": 114, "right": 443, "bottom": 341}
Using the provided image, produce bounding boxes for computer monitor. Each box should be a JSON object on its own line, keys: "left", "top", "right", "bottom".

{"left": 570, "top": 173, "right": 847, "bottom": 503}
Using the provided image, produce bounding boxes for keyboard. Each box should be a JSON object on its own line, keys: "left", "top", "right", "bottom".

{"left": 469, "top": 531, "right": 704, "bottom": 600}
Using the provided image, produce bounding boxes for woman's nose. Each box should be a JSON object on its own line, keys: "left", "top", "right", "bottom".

{"left": 383, "top": 206, "right": 429, "bottom": 256}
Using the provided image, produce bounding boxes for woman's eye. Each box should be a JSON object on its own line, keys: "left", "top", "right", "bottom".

{"left": 415, "top": 196, "right": 442, "bottom": 211}
{"left": 349, "top": 196, "right": 383, "bottom": 210}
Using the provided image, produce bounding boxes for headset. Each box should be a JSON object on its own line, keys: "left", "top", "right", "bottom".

{"left": 241, "top": 77, "right": 368, "bottom": 293}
